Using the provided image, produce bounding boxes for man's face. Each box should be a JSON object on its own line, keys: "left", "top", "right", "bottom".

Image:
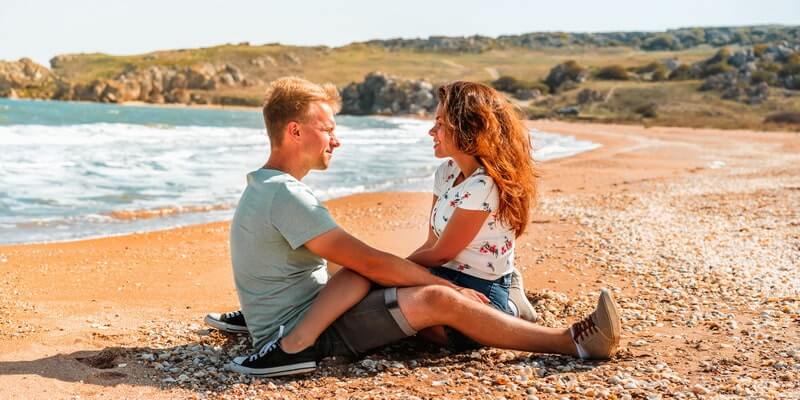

{"left": 298, "top": 102, "right": 339, "bottom": 170}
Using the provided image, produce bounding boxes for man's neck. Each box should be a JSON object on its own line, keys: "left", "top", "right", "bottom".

{"left": 264, "top": 151, "right": 309, "bottom": 181}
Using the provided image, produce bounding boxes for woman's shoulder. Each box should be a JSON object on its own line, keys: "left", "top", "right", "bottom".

{"left": 436, "top": 159, "right": 457, "bottom": 173}
{"left": 434, "top": 159, "right": 457, "bottom": 182}
{"left": 466, "top": 167, "right": 496, "bottom": 188}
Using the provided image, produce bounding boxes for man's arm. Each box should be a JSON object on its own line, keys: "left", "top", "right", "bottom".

{"left": 305, "top": 228, "right": 476, "bottom": 288}
{"left": 305, "top": 227, "right": 459, "bottom": 289}
{"left": 306, "top": 228, "right": 489, "bottom": 304}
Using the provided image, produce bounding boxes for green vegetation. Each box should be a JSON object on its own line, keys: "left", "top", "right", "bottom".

{"left": 701, "top": 62, "right": 733, "bottom": 78}
{"left": 544, "top": 60, "right": 588, "bottom": 93}
{"left": 641, "top": 35, "right": 677, "bottom": 51}
{"left": 594, "top": 65, "right": 631, "bottom": 80}
{"left": 668, "top": 65, "right": 694, "bottom": 81}
{"left": 633, "top": 102, "right": 658, "bottom": 118}
{"left": 765, "top": 112, "right": 800, "bottom": 125}
{"left": 490, "top": 76, "right": 548, "bottom": 97}
{"left": 633, "top": 62, "right": 669, "bottom": 81}
{"left": 521, "top": 80, "right": 800, "bottom": 130}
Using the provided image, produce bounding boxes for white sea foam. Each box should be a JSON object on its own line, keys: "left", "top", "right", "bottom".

{"left": 0, "top": 110, "right": 599, "bottom": 243}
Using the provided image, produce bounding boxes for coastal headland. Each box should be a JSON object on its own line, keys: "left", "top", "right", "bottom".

{"left": 0, "top": 120, "right": 798, "bottom": 398}
{"left": 2, "top": 25, "right": 800, "bottom": 131}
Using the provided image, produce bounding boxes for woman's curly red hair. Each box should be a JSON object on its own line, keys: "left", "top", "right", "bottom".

{"left": 437, "top": 81, "right": 538, "bottom": 237}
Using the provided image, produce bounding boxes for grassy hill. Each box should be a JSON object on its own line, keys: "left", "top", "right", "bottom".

{"left": 50, "top": 43, "right": 715, "bottom": 86}
{"left": 2, "top": 26, "right": 799, "bottom": 131}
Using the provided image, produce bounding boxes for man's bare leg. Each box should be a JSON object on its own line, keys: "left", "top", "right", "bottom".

{"left": 397, "top": 285, "right": 590, "bottom": 356}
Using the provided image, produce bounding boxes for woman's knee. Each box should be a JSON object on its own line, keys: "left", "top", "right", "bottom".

{"left": 396, "top": 285, "right": 459, "bottom": 330}
{"left": 418, "top": 285, "right": 460, "bottom": 309}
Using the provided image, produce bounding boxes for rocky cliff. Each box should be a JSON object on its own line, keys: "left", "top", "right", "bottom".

{"left": 0, "top": 58, "right": 59, "bottom": 99}
{"left": 52, "top": 63, "right": 261, "bottom": 104}
{"left": 340, "top": 72, "right": 437, "bottom": 115}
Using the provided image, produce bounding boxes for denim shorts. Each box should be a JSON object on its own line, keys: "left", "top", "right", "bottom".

{"left": 430, "top": 267, "right": 512, "bottom": 351}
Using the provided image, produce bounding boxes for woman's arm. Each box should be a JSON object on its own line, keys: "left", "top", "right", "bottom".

{"left": 407, "top": 207, "right": 490, "bottom": 267}
{"left": 408, "top": 196, "right": 439, "bottom": 257}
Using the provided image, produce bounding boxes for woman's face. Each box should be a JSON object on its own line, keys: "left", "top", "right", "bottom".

{"left": 429, "top": 107, "right": 459, "bottom": 158}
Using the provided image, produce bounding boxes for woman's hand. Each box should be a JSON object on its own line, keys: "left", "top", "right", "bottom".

{"left": 455, "top": 287, "right": 490, "bottom": 304}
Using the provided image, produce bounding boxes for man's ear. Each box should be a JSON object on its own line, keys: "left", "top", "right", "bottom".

{"left": 285, "top": 121, "right": 302, "bottom": 142}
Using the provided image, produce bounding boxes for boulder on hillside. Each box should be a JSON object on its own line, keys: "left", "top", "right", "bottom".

{"left": 577, "top": 88, "right": 604, "bottom": 104}
{"left": 544, "top": 61, "right": 588, "bottom": 94}
{"left": 340, "top": 72, "right": 436, "bottom": 116}
{"left": 664, "top": 59, "right": 682, "bottom": 71}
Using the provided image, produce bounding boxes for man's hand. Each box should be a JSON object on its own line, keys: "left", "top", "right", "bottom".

{"left": 455, "top": 287, "right": 490, "bottom": 304}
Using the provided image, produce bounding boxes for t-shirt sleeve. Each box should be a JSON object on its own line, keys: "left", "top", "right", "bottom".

{"left": 456, "top": 174, "right": 499, "bottom": 212}
{"left": 271, "top": 183, "right": 338, "bottom": 249}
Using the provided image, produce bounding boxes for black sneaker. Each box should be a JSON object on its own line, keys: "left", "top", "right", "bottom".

{"left": 227, "top": 326, "right": 317, "bottom": 377}
{"left": 204, "top": 310, "right": 248, "bottom": 333}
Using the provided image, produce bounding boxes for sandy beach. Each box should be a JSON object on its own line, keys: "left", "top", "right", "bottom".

{"left": 1, "top": 120, "right": 798, "bottom": 399}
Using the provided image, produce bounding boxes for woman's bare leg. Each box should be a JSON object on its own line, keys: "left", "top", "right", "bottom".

{"left": 279, "top": 268, "right": 372, "bottom": 353}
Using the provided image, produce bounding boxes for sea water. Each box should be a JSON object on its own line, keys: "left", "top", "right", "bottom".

{"left": 0, "top": 98, "right": 599, "bottom": 244}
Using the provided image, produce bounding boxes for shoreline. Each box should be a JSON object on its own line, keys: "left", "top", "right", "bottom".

{"left": 1, "top": 120, "right": 798, "bottom": 398}
{"left": 0, "top": 115, "right": 598, "bottom": 247}
{"left": 7, "top": 97, "right": 798, "bottom": 132}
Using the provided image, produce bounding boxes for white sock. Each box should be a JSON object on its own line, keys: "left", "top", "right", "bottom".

{"left": 507, "top": 299, "right": 520, "bottom": 318}
{"left": 570, "top": 326, "right": 590, "bottom": 359}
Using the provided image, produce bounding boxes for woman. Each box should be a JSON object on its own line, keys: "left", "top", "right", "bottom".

{"left": 403, "top": 80, "right": 539, "bottom": 348}
{"left": 214, "top": 81, "right": 620, "bottom": 375}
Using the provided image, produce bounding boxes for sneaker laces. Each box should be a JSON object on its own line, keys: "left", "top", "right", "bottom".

{"left": 222, "top": 310, "right": 242, "bottom": 320}
{"left": 249, "top": 325, "right": 284, "bottom": 362}
{"left": 572, "top": 314, "right": 598, "bottom": 343}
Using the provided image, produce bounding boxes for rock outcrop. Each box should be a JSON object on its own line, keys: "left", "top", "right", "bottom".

{"left": 576, "top": 88, "right": 604, "bottom": 104}
{"left": 695, "top": 43, "right": 800, "bottom": 103}
{"left": 0, "top": 58, "right": 58, "bottom": 98}
{"left": 340, "top": 72, "right": 437, "bottom": 116}
{"left": 544, "top": 61, "right": 588, "bottom": 93}
{"left": 53, "top": 63, "right": 254, "bottom": 104}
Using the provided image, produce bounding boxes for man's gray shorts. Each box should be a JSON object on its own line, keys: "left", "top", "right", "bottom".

{"left": 313, "top": 287, "right": 416, "bottom": 358}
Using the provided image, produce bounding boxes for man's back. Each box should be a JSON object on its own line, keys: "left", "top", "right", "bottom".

{"left": 231, "top": 168, "right": 338, "bottom": 348}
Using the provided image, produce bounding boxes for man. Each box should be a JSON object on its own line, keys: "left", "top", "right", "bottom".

{"left": 213, "top": 77, "right": 620, "bottom": 377}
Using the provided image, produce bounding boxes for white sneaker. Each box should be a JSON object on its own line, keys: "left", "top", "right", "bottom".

{"left": 508, "top": 268, "right": 539, "bottom": 322}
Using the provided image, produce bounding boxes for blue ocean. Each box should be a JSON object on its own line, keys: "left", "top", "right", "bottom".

{"left": 0, "top": 98, "right": 600, "bottom": 244}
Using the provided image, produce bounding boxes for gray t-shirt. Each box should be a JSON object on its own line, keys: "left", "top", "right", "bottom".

{"left": 230, "top": 168, "right": 338, "bottom": 348}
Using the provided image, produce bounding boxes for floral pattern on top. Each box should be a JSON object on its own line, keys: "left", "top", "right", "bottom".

{"left": 500, "top": 236, "right": 513, "bottom": 255}
{"left": 430, "top": 160, "right": 516, "bottom": 280}
{"left": 479, "top": 242, "right": 499, "bottom": 257}
{"left": 449, "top": 191, "right": 471, "bottom": 208}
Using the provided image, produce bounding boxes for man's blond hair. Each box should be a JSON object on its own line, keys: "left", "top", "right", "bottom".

{"left": 262, "top": 77, "right": 341, "bottom": 145}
